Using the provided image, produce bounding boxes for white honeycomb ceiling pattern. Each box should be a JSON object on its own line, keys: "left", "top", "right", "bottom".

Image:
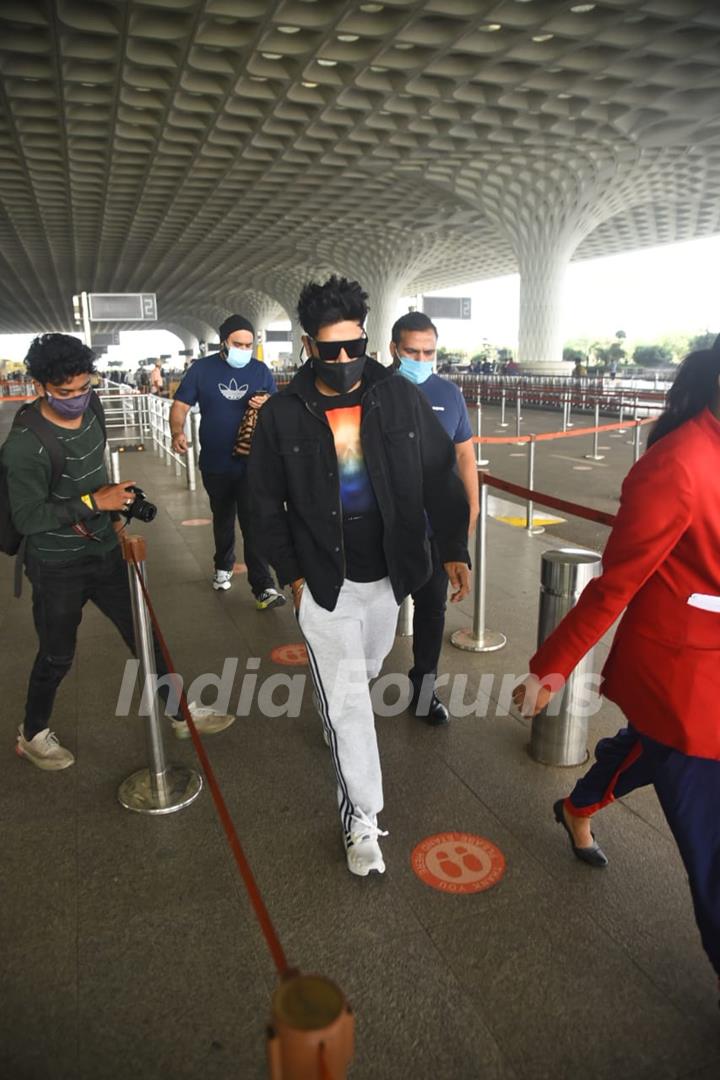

{"left": 0, "top": 0, "right": 719, "bottom": 338}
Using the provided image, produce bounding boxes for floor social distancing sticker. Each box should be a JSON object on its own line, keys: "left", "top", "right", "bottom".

{"left": 412, "top": 832, "right": 506, "bottom": 894}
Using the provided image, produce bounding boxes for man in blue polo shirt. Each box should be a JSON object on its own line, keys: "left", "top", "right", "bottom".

{"left": 170, "top": 314, "right": 285, "bottom": 610}
{"left": 391, "top": 312, "right": 479, "bottom": 724}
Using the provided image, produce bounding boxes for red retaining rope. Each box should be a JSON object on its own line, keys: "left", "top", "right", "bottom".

{"left": 128, "top": 555, "right": 291, "bottom": 979}
{"left": 483, "top": 474, "right": 617, "bottom": 527}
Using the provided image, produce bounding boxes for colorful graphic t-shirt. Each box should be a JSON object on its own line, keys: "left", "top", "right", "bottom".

{"left": 319, "top": 383, "right": 387, "bottom": 582}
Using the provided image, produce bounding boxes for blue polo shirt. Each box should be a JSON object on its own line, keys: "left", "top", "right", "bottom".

{"left": 174, "top": 353, "right": 276, "bottom": 474}
{"left": 418, "top": 374, "right": 473, "bottom": 443}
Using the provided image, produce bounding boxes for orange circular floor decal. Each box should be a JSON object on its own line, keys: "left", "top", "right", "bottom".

{"left": 181, "top": 518, "right": 211, "bottom": 527}
{"left": 233, "top": 562, "right": 247, "bottom": 574}
{"left": 411, "top": 832, "right": 506, "bottom": 894}
{"left": 269, "top": 643, "right": 308, "bottom": 666}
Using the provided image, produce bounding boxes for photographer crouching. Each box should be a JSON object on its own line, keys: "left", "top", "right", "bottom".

{"left": 0, "top": 334, "right": 234, "bottom": 771}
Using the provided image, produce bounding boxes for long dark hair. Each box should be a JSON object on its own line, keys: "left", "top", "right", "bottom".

{"left": 646, "top": 347, "right": 720, "bottom": 448}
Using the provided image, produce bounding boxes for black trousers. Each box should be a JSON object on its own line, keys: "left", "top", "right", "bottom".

{"left": 569, "top": 727, "right": 720, "bottom": 979}
{"left": 410, "top": 538, "right": 448, "bottom": 688}
{"left": 201, "top": 469, "right": 274, "bottom": 596}
{"left": 24, "top": 546, "right": 176, "bottom": 740}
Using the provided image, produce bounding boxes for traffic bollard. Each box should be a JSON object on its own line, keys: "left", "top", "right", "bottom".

{"left": 117, "top": 535, "right": 203, "bottom": 814}
{"left": 529, "top": 549, "right": 601, "bottom": 766}
{"left": 451, "top": 479, "right": 506, "bottom": 653}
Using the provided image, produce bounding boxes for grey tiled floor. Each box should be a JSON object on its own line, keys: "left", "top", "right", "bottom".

{"left": 1, "top": 419, "right": 718, "bottom": 1079}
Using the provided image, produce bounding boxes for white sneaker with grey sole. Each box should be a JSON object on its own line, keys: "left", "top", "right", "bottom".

{"left": 212, "top": 570, "right": 233, "bottom": 591}
{"left": 16, "top": 728, "right": 75, "bottom": 771}
{"left": 345, "top": 810, "right": 388, "bottom": 877}
{"left": 171, "top": 701, "right": 236, "bottom": 740}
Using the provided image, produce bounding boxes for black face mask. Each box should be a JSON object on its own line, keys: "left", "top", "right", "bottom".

{"left": 313, "top": 354, "right": 367, "bottom": 394}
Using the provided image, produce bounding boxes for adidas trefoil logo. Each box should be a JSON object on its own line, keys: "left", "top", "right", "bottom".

{"left": 218, "top": 379, "right": 249, "bottom": 401}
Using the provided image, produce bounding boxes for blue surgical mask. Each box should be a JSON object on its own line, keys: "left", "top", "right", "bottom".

{"left": 398, "top": 356, "right": 434, "bottom": 385}
{"left": 226, "top": 346, "right": 253, "bottom": 368}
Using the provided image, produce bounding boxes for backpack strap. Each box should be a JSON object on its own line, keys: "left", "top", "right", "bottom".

{"left": 88, "top": 390, "right": 107, "bottom": 441}
{"left": 12, "top": 402, "right": 66, "bottom": 489}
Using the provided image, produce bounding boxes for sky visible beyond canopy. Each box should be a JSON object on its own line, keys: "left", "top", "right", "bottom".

{"left": 1, "top": 234, "right": 718, "bottom": 365}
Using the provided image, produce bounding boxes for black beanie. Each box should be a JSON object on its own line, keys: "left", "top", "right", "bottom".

{"left": 218, "top": 314, "right": 255, "bottom": 341}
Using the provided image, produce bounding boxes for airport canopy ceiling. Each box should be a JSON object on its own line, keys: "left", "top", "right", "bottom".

{"left": 1, "top": 0, "right": 719, "bottom": 340}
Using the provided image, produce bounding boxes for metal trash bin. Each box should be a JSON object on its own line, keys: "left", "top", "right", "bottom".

{"left": 530, "top": 548, "right": 602, "bottom": 766}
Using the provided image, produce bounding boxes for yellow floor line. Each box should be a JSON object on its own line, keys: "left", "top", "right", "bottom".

{"left": 494, "top": 515, "right": 566, "bottom": 528}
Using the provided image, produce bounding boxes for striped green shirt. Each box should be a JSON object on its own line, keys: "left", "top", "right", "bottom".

{"left": 2, "top": 407, "right": 117, "bottom": 562}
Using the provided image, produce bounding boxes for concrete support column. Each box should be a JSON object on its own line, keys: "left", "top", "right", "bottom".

{"left": 517, "top": 237, "right": 574, "bottom": 372}
{"left": 365, "top": 280, "right": 405, "bottom": 365}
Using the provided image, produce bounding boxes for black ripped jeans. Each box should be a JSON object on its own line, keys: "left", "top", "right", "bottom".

{"left": 23, "top": 546, "right": 176, "bottom": 739}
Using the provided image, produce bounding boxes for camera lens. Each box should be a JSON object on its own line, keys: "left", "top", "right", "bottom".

{"left": 133, "top": 499, "right": 157, "bottom": 523}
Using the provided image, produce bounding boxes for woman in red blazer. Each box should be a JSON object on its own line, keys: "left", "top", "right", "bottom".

{"left": 514, "top": 347, "right": 720, "bottom": 989}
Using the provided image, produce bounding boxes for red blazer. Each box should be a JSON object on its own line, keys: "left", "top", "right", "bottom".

{"left": 530, "top": 407, "right": 720, "bottom": 760}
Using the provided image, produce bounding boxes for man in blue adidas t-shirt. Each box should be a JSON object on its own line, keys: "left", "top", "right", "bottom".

{"left": 170, "top": 314, "right": 284, "bottom": 610}
{"left": 391, "top": 312, "right": 480, "bottom": 725}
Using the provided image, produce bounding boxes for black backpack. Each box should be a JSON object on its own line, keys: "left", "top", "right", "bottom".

{"left": 0, "top": 393, "right": 107, "bottom": 594}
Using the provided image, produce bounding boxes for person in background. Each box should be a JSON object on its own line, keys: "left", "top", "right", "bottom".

{"left": 250, "top": 276, "right": 470, "bottom": 877}
{"left": 513, "top": 346, "right": 720, "bottom": 997}
{"left": 170, "top": 314, "right": 284, "bottom": 609}
{"left": 150, "top": 360, "right": 164, "bottom": 395}
{"left": 391, "top": 311, "right": 479, "bottom": 724}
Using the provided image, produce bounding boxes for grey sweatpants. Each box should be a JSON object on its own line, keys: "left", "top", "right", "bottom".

{"left": 298, "top": 577, "right": 399, "bottom": 835}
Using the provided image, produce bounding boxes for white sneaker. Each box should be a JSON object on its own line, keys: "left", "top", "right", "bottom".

{"left": 345, "top": 810, "right": 388, "bottom": 877}
{"left": 212, "top": 570, "right": 233, "bottom": 591}
{"left": 171, "top": 701, "right": 236, "bottom": 740}
{"left": 16, "top": 727, "right": 75, "bottom": 771}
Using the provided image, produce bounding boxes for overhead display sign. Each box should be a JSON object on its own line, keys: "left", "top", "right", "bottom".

{"left": 422, "top": 296, "right": 472, "bottom": 320}
{"left": 92, "top": 330, "right": 120, "bottom": 347}
{"left": 87, "top": 293, "right": 157, "bottom": 321}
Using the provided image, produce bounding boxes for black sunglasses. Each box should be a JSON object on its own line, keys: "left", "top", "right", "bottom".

{"left": 312, "top": 334, "right": 367, "bottom": 362}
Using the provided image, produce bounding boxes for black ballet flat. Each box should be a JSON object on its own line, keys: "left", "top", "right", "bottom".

{"left": 553, "top": 799, "right": 609, "bottom": 869}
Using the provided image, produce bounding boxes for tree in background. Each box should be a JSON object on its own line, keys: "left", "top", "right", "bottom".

{"left": 632, "top": 344, "right": 674, "bottom": 368}
{"left": 688, "top": 331, "right": 718, "bottom": 352}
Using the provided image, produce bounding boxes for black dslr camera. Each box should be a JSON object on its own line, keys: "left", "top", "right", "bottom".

{"left": 122, "top": 485, "right": 157, "bottom": 524}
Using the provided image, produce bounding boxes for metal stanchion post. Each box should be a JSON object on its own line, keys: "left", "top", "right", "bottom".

{"left": 475, "top": 397, "right": 489, "bottom": 468}
{"left": 585, "top": 401, "right": 605, "bottom": 461}
{"left": 561, "top": 393, "right": 568, "bottom": 433}
{"left": 529, "top": 549, "right": 601, "bottom": 766}
{"left": 110, "top": 449, "right": 121, "bottom": 483}
{"left": 499, "top": 388, "right": 508, "bottom": 428}
{"left": 566, "top": 389, "right": 573, "bottom": 428}
{"left": 515, "top": 392, "right": 522, "bottom": 440}
{"left": 633, "top": 419, "right": 642, "bottom": 463}
{"left": 617, "top": 395, "right": 626, "bottom": 434}
{"left": 117, "top": 535, "right": 203, "bottom": 814}
{"left": 397, "top": 595, "right": 413, "bottom": 637}
{"left": 451, "top": 479, "right": 506, "bottom": 653}
{"left": 525, "top": 435, "right": 544, "bottom": 536}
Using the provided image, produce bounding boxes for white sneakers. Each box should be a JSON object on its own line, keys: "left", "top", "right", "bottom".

{"left": 171, "top": 701, "right": 236, "bottom": 740}
{"left": 212, "top": 569, "right": 233, "bottom": 591}
{"left": 16, "top": 728, "right": 75, "bottom": 770}
{"left": 345, "top": 810, "right": 388, "bottom": 877}
{"left": 16, "top": 702, "right": 235, "bottom": 769}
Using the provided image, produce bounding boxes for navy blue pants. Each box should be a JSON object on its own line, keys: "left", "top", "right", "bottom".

{"left": 567, "top": 727, "right": 720, "bottom": 978}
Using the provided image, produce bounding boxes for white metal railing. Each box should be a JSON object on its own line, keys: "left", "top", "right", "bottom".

{"left": 145, "top": 393, "right": 197, "bottom": 491}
